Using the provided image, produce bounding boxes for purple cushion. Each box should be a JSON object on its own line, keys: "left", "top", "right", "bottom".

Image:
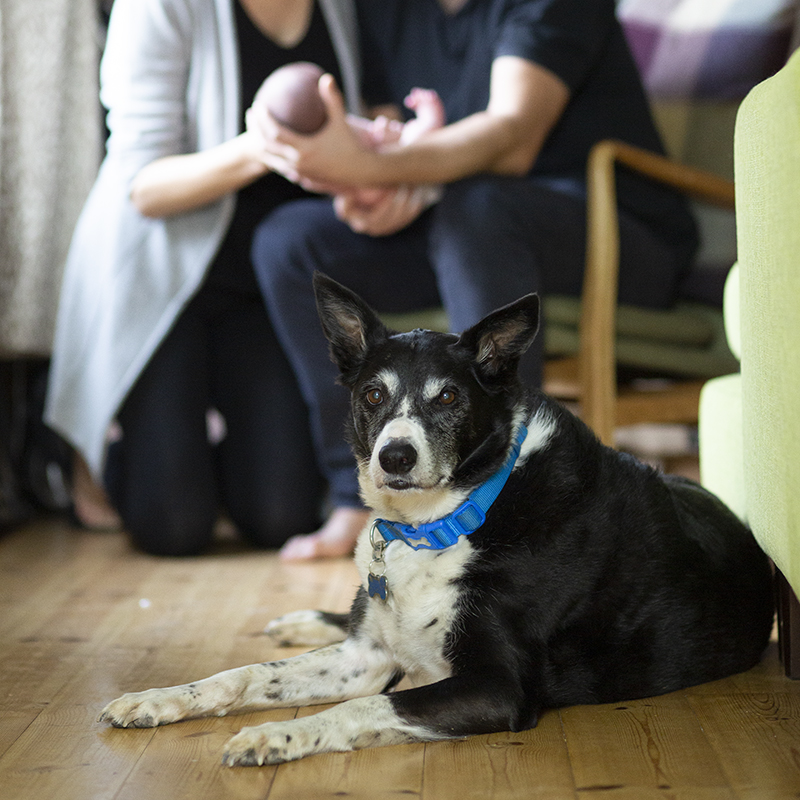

{"left": 618, "top": 0, "right": 798, "bottom": 99}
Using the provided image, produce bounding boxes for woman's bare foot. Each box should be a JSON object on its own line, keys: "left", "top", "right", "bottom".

{"left": 72, "top": 451, "right": 122, "bottom": 531}
{"left": 279, "top": 507, "right": 371, "bottom": 561}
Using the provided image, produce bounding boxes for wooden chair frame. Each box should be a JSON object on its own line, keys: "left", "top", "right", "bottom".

{"left": 544, "top": 140, "right": 736, "bottom": 447}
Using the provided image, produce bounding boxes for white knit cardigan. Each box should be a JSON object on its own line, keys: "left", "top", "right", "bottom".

{"left": 45, "top": 0, "right": 362, "bottom": 477}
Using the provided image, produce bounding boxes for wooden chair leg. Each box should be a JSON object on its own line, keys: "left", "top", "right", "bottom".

{"left": 776, "top": 568, "right": 800, "bottom": 679}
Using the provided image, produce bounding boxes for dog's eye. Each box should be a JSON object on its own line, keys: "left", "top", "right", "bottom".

{"left": 439, "top": 389, "right": 456, "bottom": 406}
{"left": 366, "top": 388, "right": 384, "bottom": 406}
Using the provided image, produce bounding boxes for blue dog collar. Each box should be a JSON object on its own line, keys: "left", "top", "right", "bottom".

{"left": 373, "top": 424, "right": 528, "bottom": 551}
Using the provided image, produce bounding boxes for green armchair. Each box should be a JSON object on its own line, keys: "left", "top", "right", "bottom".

{"left": 700, "top": 50, "right": 800, "bottom": 678}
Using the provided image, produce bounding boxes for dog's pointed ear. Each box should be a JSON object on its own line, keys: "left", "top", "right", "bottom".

{"left": 313, "top": 272, "right": 390, "bottom": 379}
{"left": 458, "top": 293, "right": 540, "bottom": 381}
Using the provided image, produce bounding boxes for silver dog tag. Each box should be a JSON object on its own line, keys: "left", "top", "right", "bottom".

{"left": 368, "top": 523, "right": 389, "bottom": 601}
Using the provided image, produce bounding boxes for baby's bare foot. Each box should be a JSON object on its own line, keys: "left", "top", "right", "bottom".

{"left": 401, "top": 88, "right": 446, "bottom": 143}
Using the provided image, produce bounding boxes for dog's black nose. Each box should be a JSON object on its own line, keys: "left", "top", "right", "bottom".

{"left": 379, "top": 440, "right": 417, "bottom": 474}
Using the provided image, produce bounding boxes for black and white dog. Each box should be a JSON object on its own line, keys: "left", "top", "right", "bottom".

{"left": 99, "top": 274, "right": 774, "bottom": 766}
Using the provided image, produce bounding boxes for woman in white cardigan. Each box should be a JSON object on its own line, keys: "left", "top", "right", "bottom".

{"left": 45, "top": 0, "right": 369, "bottom": 556}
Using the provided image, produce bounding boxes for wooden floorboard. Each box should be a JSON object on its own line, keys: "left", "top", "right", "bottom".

{"left": 1, "top": 516, "right": 799, "bottom": 800}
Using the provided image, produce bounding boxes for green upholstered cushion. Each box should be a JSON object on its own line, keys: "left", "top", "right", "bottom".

{"left": 699, "top": 373, "right": 745, "bottom": 521}
{"left": 544, "top": 297, "right": 737, "bottom": 378}
{"left": 722, "top": 262, "right": 741, "bottom": 360}
{"left": 382, "top": 296, "right": 738, "bottom": 379}
{"left": 698, "top": 263, "right": 744, "bottom": 519}
{"left": 380, "top": 308, "right": 450, "bottom": 335}
{"left": 736, "top": 49, "right": 800, "bottom": 594}
{"left": 544, "top": 296, "right": 715, "bottom": 345}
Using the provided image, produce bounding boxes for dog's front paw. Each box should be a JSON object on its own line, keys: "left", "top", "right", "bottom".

{"left": 98, "top": 688, "right": 193, "bottom": 728}
{"left": 222, "top": 721, "right": 323, "bottom": 766}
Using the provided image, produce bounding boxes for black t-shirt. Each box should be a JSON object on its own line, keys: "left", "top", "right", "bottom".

{"left": 356, "top": 0, "right": 697, "bottom": 256}
{"left": 208, "top": 0, "right": 344, "bottom": 292}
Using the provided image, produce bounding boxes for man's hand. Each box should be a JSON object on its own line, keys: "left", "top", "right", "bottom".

{"left": 334, "top": 184, "right": 443, "bottom": 237}
{"left": 246, "top": 74, "right": 379, "bottom": 189}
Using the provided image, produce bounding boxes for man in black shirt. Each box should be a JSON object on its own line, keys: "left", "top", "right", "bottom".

{"left": 249, "top": 0, "right": 698, "bottom": 556}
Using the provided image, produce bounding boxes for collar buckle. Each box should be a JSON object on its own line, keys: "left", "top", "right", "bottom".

{"left": 378, "top": 497, "right": 488, "bottom": 550}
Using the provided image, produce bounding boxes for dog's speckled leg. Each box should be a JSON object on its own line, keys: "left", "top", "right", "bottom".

{"left": 222, "top": 694, "right": 436, "bottom": 766}
{"left": 98, "top": 638, "right": 395, "bottom": 728}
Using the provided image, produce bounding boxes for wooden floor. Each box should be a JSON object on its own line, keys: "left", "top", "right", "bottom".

{"left": 2, "top": 515, "right": 800, "bottom": 800}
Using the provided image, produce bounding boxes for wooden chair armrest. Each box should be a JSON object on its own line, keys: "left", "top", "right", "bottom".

{"left": 596, "top": 140, "right": 735, "bottom": 209}
{"left": 579, "top": 140, "right": 735, "bottom": 446}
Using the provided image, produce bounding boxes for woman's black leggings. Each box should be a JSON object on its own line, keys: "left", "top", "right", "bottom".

{"left": 104, "top": 282, "right": 325, "bottom": 556}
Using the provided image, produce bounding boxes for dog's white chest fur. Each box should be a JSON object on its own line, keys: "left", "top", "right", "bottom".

{"left": 354, "top": 530, "right": 474, "bottom": 686}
